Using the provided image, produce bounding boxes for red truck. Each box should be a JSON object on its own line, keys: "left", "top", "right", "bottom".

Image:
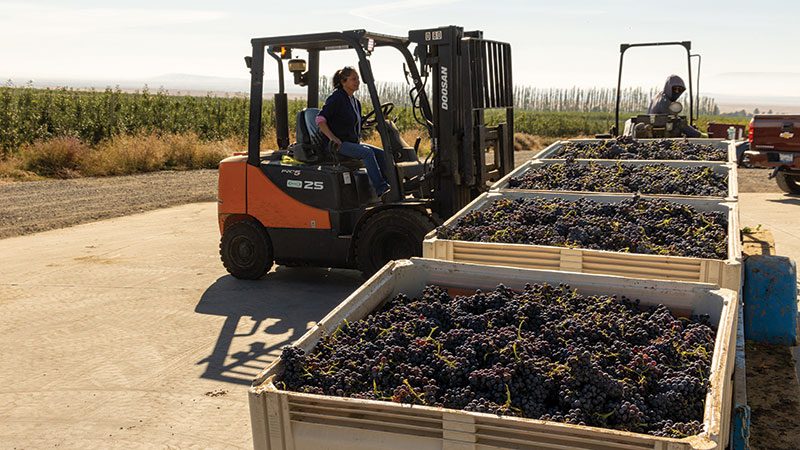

{"left": 746, "top": 115, "right": 800, "bottom": 194}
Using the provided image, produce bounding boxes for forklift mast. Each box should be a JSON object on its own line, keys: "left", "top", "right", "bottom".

{"left": 410, "top": 26, "right": 515, "bottom": 218}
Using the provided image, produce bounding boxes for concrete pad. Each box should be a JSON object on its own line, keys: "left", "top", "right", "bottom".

{"left": 0, "top": 202, "right": 364, "bottom": 449}
{"left": 739, "top": 193, "right": 800, "bottom": 262}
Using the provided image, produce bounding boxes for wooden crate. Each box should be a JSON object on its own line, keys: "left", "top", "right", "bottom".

{"left": 423, "top": 191, "right": 742, "bottom": 290}
{"left": 533, "top": 138, "right": 737, "bottom": 164}
{"left": 249, "top": 258, "right": 738, "bottom": 450}
{"left": 492, "top": 159, "right": 738, "bottom": 201}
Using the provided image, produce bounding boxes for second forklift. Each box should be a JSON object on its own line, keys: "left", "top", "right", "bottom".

{"left": 610, "top": 41, "right": 701, "bottom": 139}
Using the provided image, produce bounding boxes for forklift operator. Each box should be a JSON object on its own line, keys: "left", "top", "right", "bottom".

{"left": 316, "top": 67, "right": 392, "bottom": 199}
{"left": 647, "top": 74, "right": 702, "bottom": 138}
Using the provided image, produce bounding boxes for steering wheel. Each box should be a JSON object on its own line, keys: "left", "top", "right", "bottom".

{"left": 362, "top": 102, "right": 394, "bottom": 129}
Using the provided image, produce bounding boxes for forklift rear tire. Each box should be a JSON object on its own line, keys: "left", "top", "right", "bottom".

{"left": 220, "top": 220, "right": 274, "bottom": 280}
{"left": 775, "top": 170, "right": 800, "bottom": 194}
{"left": 355, "top": 208, "right": 436, "bottom": 277}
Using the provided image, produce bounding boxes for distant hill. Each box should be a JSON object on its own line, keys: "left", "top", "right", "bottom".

{"left": 709, "top": 72, "right": 800, "bottom": 96}
{"left": 712, "top": 93, "right": 800, "bottom": 115}
{"left": 2, "top": 73, "right": 305, "bottom": 96}
{"left": 147, "top": 73, "right": 251, "bottom": 93}
{"left": 706, "top": 72, "right": 800, "bottom": 113}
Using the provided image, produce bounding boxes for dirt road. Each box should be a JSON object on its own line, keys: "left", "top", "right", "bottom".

{"left": 0, "top": 170, "right": 217, "bottom": 239}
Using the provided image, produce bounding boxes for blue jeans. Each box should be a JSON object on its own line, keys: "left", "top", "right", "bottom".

{"left": 338, "top": 141, "right": 390, "bottom": 194}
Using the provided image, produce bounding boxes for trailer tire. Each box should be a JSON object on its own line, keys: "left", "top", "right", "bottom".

{"left": 220, "top": 219, "right": 274, "bottom": 280}
{"left": 775, "top": 170, "right": 800, "bottom": 194}
{"left": 355, "top": 208, "right": 435, "bottom": 277}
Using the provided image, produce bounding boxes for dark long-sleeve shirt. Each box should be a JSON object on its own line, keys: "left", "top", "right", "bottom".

{"left": 316, "top": 88, "right": 361, "bottom": 144}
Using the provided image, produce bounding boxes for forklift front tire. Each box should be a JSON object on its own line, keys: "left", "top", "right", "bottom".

{"left": 220, "top": 220, "right": 274, "bottom": 280}
{"left": 355, "top": 208, "right": 435, "bottom": 277}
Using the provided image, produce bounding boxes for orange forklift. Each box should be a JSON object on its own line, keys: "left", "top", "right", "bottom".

{"left": 217, "top": 27, "right": 514, "bottom": 279}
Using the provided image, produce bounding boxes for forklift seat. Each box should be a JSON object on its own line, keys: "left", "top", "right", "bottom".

{"left": 296, "top": 108, "right": 325, "bottom": 149}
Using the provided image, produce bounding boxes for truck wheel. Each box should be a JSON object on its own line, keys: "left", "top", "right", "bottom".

{"left": 220, "top": 220, "right": 273, "bottom": 280}
{"left": 775, "top": 170, "right": 800, "bottom": 194}
{"left": 355, "top": 208, "right": 436, "bottom": 277}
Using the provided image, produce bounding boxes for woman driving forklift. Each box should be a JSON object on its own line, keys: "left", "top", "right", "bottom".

{"left": 315, "top": 67, "right": 392, "bottom": 199}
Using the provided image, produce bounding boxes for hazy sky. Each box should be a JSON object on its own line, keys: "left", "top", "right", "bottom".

{"left": 2, "top": 0, "right": 798, "bottom": 99}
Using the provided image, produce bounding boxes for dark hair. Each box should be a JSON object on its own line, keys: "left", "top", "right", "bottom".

{"left": 333, "top": 66, "right": 357, "bottom": 89}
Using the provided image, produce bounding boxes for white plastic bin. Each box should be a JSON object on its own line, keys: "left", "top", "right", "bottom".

{"left": 249, "top": 258, "right": 737, "bottom": 450}
{"left": 423, "top": 191, "right": 742, "bottom": 290}
{"left": 492, "top": 159, "right": 738, "bottom": 202}
{"left": 532, "top": 138, "right": 737, "bottom": 164}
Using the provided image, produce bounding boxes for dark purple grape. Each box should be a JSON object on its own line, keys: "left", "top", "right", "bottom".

{"left": 509, "top": 160, "right": 727, "bottom": 197}
{"left": 275, "top": 281, "right": 716, "bottom": 438}
{"left": 552, "top": 137, "right": 726, "bottom": 161}
{"left": 437, "top": 196, "right": 727, "bottom": 259}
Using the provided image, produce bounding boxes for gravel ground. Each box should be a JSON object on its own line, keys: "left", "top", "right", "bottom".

{"left": 0, "top": 170, "right": 217, "bottom": 239}
{"left": 738, "top": 168, "right": 783, "bottom": 193}
{"left": 0, "top": 163, "right": 782, "bottom": 240}
{"left": 746, "top": 342, "right": 800, "bottom": 450}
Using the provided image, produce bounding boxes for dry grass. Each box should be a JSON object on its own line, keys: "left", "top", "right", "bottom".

{"left": 81, "top": 134, "right": 166, "bottom": 176}
{"left": 82, "top": 133, "right": 238, "bottom": 176}
{"left": 362, "top": 128, "right": 432, "bottom": 155}
{"left": 0, "top": 132, "right": 240, "bottom": 180}
{"left": 513, "top": 132, "right": 594, "bottom": 152}
{"left": 0, "top": 156, "right": 41, "bottom": 181}
{"left": 260, "top": 130, "right": 278, "bottom": 151}
{"left": 400, "top": 129, "right": 431, "bottom": 154}
{"left": 19, "top": 137, "right": 90, "bottom": 178}
{"left": 0, "top": 129, "right": 579, "bottom": 182}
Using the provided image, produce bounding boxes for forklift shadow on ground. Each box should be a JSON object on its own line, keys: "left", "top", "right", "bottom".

{"left": 194, "top": 266, "right": 363, "bottom": 385}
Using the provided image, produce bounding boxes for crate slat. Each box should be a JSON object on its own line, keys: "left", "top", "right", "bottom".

{"left": 288, "top": 402, "right": 444, "bottom": 425}
{"left": 291, "top": 411, "right": 444, "bottom": 435}
{"left": 474, "top": 420, "right": 659, "bottom": 448}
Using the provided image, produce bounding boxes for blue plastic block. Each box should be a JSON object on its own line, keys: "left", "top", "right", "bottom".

{"left": 731, "top": 404, "right": 751, "bottom": 449}
{"left": 743, "top": 256, "right": 797, "bottom": 345}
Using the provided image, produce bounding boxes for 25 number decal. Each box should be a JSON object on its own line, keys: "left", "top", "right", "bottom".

{"left": 304, "top": 181, "right": 324, "bottom": 190}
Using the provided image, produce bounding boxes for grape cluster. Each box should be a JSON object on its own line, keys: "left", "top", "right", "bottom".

{"left": 509, "top": 159, "right": 728, "bottom": 197}
{"left": 551, "top": 137, "right": 727, "bottom": 161}
{"left": 437, "top": 196, "right": 727, "bottom": 259}
{"left": 276, "top": 283, "right": 716, "bottom": 438}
